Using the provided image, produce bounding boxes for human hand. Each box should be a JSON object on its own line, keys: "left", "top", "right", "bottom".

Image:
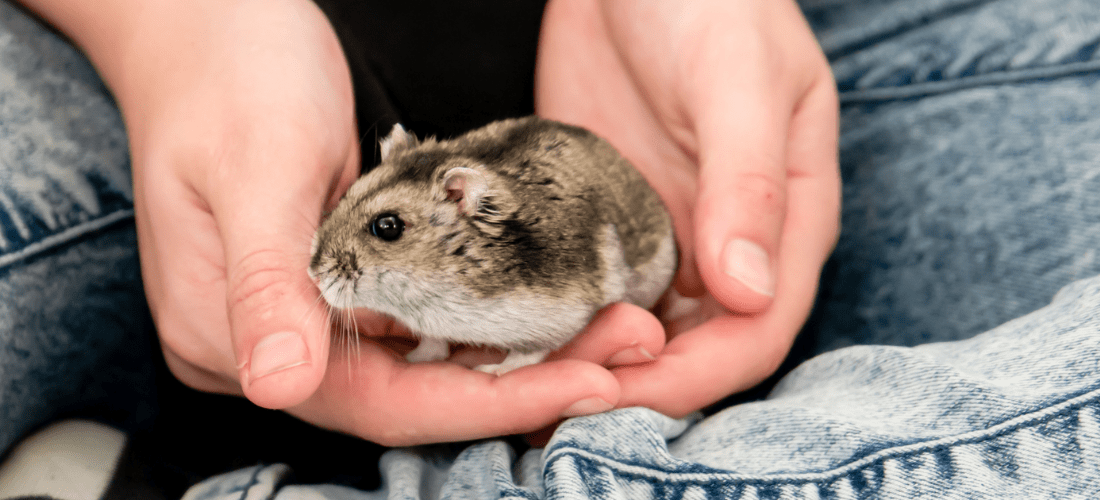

{"left": 536, "top": 0, "right": 841, "bottom": 416}
{"left": 20, "top": 0, "right": 669, "bottom": 445}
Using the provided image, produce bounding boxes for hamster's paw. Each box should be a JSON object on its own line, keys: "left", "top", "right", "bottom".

{"left": 406, "top": 338, "right": 450, "bottom": 363}
{"left": 474, "top": 350, "right": 550, "bottom": 376}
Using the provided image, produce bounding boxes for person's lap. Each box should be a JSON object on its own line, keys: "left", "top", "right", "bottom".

{"left": 3, "top": 0, "right": 1100, "bottom": 498}
{"left": 0, "top": 1, "right": 155, "bottom": 454}
{"left": 184, "top": 0, "right": 1100, "bottom": 497}
{"left": 806, "top": 0, "right": 1100, "bottom": 354}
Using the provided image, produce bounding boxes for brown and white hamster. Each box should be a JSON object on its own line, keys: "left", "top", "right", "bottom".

{"left": 308, "top": 116, "right": 676, "bottom": 374}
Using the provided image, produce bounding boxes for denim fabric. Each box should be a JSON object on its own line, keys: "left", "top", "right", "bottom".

{"left": 183, "top": 0, "right": 1100, "bottom": 498}
{"left": 807, "top": 0, "right": 1100, "bottom": 354}
{"left": 186, "top": 277, "right": 1100, "bottom": 499}
{"left": 0, "top": 2, "right": 154, "bottom": 452}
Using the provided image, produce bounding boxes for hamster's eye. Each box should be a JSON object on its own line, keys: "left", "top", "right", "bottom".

{"left": 369, "top": 213, "right": 405, "bottom": 242}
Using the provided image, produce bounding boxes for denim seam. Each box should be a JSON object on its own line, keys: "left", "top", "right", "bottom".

{"left": 819, "top": 0, "right": 997, "bottom": 60}
{"left": 839, "top": 59, "right": 1100, "bottom": 104}
{"left": 237, "top": 464, "right": 269, "bottom": 500}
{"left": 0, "top": 208, "right": 133, "bottom": 271}
{"left": 544, "top": 386, "right": 1100, "bottom": 486}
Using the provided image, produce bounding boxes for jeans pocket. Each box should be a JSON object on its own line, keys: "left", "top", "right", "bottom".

{"left": 0, "top": 1, "right": 131, "bottom": 270}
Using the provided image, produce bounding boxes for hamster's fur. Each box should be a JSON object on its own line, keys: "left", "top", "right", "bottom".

{"left": 309, "top": 116, "right": 676, "bottom": 374}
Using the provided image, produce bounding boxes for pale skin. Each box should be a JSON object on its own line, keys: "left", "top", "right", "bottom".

{"left": 537, "top": 0, "right": 840, "bottom": 416}
{"left": 18, "top": 0, "right": 838, "bottom": 444}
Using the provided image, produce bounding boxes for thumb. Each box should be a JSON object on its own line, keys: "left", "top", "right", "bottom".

{"left": 216, "top": 153, "right": 352, "bottom": 410}
{"left": 693, "top": 87, "right": 789, "bottom": 314}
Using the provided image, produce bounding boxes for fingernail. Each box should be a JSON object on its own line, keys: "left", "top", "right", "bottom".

{"left": 561, "top": 397, "right": 614, "bottom": 418}
{"left": 250, "top": 331, "right": 310, "bottom": 380}
{"left": 723, "top": 238, "right": 775, "bottom": 297}
{"left": 606, "top": 345, "right": 656, "bottom": 367}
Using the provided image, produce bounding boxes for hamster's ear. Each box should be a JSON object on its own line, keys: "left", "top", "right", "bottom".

{"left": 443, "top": 167, "right": 490, "bottom": 217}
{"left": 380, "top": 124, "right": 418, "bottom": 161}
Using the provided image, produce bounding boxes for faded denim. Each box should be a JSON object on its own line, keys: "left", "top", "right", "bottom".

{"left": 187, "top": 280, "right": 1100, "bottom": 498}
{"left": 3, "top": 0, "right": 1100, "bottom": 498}
{"left": 184, "top": 0, "right": 1100, "bottom": 497}
{"left": 0, "top": 2, "right": 153, "bottom": 454}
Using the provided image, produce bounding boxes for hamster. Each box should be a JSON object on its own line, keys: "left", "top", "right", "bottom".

{"left": 308, "top": 116, "right": 677, "bottom": 374}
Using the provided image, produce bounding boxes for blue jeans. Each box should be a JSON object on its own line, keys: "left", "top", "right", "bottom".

{"left": 4, "top": 0, "right": 1100, "bottom": 497}
{"left": 0, "top": 1, "right": 154, "bottom": 453}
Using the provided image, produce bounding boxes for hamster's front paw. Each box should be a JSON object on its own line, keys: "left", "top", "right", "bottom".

{"left": 473, "top": 350, "right": 550, "bottom": 376}
{"left": 406, "top": 338, "right": 450, "bottom": 363}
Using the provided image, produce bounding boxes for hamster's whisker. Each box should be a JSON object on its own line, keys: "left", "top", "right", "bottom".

{"left": 345, "top": 302, "right": 362, "bottom": 377}
{"left": 297, "top": 286, "right": 331, "bottom": 334}
{"left": 332, "top": 299, "right": 361, "bottom": 381}
{"left": 320, "top": 284, "right": 347, "bottom": 373}
{"left": 321, "top": 283, "right": 354, "bottom": 382}
{"left": 309, "top": 281, "right": 354, "bottom": 376}
{"left": 326, "top": 302, "right": 350, "bottom": 378}
{"left": 339, "top": 305, "right": 353, "bottom": 381}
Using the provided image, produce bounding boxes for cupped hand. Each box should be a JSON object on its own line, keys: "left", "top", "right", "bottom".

{"left": 68, "top": 0, "right": 665, "bottom": 445}
{"left": 536, "top": 0, "right": 841, "bottom": 416}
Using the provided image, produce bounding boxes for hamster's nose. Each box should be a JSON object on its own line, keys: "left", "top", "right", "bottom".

{"left": 335, "top": 249, "right": 359, "bottom": 276}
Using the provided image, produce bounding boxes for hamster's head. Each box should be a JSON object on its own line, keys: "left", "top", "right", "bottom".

{"left": 308, "top": 124, "right": 516, "bottom": 324}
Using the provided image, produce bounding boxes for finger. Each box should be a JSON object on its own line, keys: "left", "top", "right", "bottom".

{"left": 291, "top": 344, "right": 622, "bottom": 446}
{"left": 684, "top": 0, "right": 839, "bottom": 315}
{"left": 213, "top": 143, "right": 358, "bottom": 410}
{"left": 223, "top": 206, "right": 330, "bottom": 409}
{"left": 161, "top": 346, "right": 242, "bottom": 396}
{"left": 618, "top": 76, "right": 840, "bottom": 415}
{"left": 691, "top": 68, "right": 791, "bottom": 314}
{"left": 614, "top": 314, "right": 794, "bottom": 417}
{"left": 615, "top": 203, "right": 832, "bottom": 415}
{"left": 374, "top": 301, "right": 665, "bottom": 371}
{"left": 135, "top": 163, "right": 244, "bottom": 390}
{"left": 550, "top": 302, "right": 665, "bottom": 367}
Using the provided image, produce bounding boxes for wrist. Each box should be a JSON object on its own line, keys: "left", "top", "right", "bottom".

{"left": 16, "top": 0, "right": 166, "bottom": 90}
{"left": 15, "top": 0, "right": 314, "bottom": 111}
{"left": 15, "top": 0, "right": 141, "bottom": 53}
{"left": 13, "top": 1, "right": 220, "bottom": 127}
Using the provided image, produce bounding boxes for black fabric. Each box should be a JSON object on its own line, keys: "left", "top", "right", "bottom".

{"left": 310, "top": 0, "right": 550, "bottom": 169}
{"left": 100, "top": 349, "right": 389, "bottom": 499}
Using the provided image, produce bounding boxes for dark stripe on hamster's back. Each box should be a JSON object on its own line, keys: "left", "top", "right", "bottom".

{"left": 466, "top": 135, "right": 524, "bottom": 165}
{"left": 467, "top": 118, "right": 551, "bottom": 165}
{"left": 476, "top": 214, "right": 552, "bottom": 283}
{"left": 498, "top": 118, "right": 590, "bottom": 157}
{"left": 465, "top": 120, "right": 582, "bottom": 182}
{"left": 396, "top": 150, "right": 450, "bottom": 183}
{"left": 501, "top": 117, "right": 551, "bottom": 147}
{"left": 472, "top": 204, "right": 600, "bottom": 295}
{"left": 513, "top": 118, "right": 594, "bottom": 150}
{"left": 536, "top": 119, "right": 594, "bottom": 142}
{"left": 353, "top": 150, "right": 450, "bottom": 206}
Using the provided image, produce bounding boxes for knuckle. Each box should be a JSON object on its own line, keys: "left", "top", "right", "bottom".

{"left": 227, "top": 249, "right": 296, "bottom": 319}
